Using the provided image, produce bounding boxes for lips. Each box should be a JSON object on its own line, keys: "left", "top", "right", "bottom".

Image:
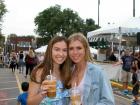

{"left": 57, "top": 57, "right": 64, "bottom": 61}
{"left": 55, "top": 57, "right": 65, "bottom": 63}
{"left": 71, "top": 56, "right": 79, "bottom": 61}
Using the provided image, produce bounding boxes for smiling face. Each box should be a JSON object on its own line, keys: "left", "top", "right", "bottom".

{"left": 69, "top": 40, "right": 85, "bottom": 64}
{"left": 52, "top": 41, "right": 67, "bottom": 65}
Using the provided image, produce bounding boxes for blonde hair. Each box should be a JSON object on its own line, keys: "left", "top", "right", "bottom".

{"left": 68, "top": 32, "right": 94, "bottom": 63}
{"left": 28, "top": 49, "right": 35, "bottom": 58}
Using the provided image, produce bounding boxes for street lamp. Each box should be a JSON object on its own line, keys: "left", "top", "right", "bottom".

{"left": 133, "top": 0, "right": 135, "bottom": 17}
{"left": 98, "top": 0, "right": 100, "bottom": 26}
{"left": 110, "top": 34, "right": 114, "bottom": 52}
{"left": 118, "top": 27, "right": 122, "bottom": 61}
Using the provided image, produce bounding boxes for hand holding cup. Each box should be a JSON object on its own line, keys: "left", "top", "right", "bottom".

{"left": 42, "top": 75, "right": 56, "bottom": 98}
{"left": 70, "top": 87, "right": 81, "bottom": 105}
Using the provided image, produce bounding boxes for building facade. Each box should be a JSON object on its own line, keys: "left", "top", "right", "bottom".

{"left": 5, "top": 36, "right": 36, "bottom": 54}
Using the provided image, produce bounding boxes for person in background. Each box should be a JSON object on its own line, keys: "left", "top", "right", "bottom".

{"left": 16, "top": 53, "right": 19, "bottom": 70}
{"left": 27, "top": 36, "right": 71, "bottom": 105}
{"left": 109, "top": 51, "right": 117, "bottom": 62}
{"left": 16, "top": 82, "right": 29, "bottom": 105}
{"left": 131, "top": 52, "right": 140, "bottom": 105}
{"left": 9, "top": 55, "right": 17, "bottom": 72}
{"left": 68, "top": 33, "right": 115, "bottom": 105}
{"left": 131, "top": 67, "right": 139, "bottom": 105}
{"left": 18, "top": 51, "right": 25, "bottom": 73}
{"left": 115, "top": 49, "right": 134, "bottom": 95}
{"left": 25, "top": 49, "right": 38, "bottom": 78}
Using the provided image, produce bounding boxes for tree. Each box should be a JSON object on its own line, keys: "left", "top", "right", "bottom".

{"left": 0, "top": 0, "right": 7, "bottom": 50}
{"left": 0, "top": 34, "right": 4, "bottom": 44}
{"left": 60, "top": 8, "right": 84, "bottom": 37}
{"left": 34, "top": 5, "right": 62, "bottom": 42}
{"left": 83, "top": 18, "right": 100, "bottom": 36}
{"left": 0, "top": 0, "right": 7, "bottom": 23}
{"left": 36, "top": 37, "right": 48, "bottom": 47}
{"left": 0, "top": 34, "right": 5, "bottom": 53}
{"left": 34, "top": 5, "right": 99, "bottom": 43}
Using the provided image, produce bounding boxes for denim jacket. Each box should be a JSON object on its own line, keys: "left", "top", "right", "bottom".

{"left": 82, "top": 62, "right": 115, "bottom": 105}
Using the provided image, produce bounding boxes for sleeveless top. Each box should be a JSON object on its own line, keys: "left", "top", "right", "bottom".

{"left": 71, "top": 64, "right": 87, "bottom": 105}
{"left": 39, "top": 80, "right": 70, "bottom": 105}
{"left": 76, "top": 66, "right": 87, "bottom": 104}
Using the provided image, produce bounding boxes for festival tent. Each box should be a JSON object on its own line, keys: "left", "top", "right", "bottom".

{"left": 87, "top": 17, "right": 140, "bottom": 38}
{"left": 35, "top": 45, "right": 48, "bottom": 53}
{"left": 87, "top": 17, "right": 140, "bottom": 61}
{"left": 35, "top": 45, "right": 97, "bottom": 55}
{"left": 90, "top": 47, "right": 98, "bottom": 54}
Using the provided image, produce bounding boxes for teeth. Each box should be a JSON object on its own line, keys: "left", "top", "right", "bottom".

{"left": 73, "top": 56, "right": 79, "bottom": 59}
{"left": 57, "top": 58, "right": 64, "bottom": 61}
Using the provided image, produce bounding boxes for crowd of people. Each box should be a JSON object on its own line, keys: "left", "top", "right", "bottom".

{"left": 2, "top": 32, "right": 140, "bottom": 105}
{"left": 2, "top": 48, "right": 40, "bottom": 78}
{"left": 114, "top": 49, "right": 140, "bottom": 105}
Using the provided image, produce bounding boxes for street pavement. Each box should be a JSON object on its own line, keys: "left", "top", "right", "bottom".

{"left": 0, "top": 67, "right": 29, "bottom": 105}
{"left": 0, "top": 66, "right": 135, "bottom": 105}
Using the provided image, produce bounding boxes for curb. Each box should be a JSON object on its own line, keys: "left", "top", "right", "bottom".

{"left": 111, "top": 81, "right": 133, "bottom": 91}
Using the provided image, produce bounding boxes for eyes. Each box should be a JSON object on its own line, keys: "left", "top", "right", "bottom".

{"left": 69, "top": 46, "right": 83, "bottom": 51}
{"left": 53, "top": 47, "right": 67, "bottom": 52}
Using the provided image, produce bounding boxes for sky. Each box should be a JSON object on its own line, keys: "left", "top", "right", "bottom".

{"left": 1, "top": 0, "right": 140, "bottom": 36}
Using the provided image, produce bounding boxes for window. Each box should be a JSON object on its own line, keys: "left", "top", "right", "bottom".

{"left": 18, "top": 41, "right": 30, "bottom": 47}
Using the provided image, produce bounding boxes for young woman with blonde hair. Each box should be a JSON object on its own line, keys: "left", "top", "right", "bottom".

{"left": 68, "top": 32, "right": 115, "bottom": 105}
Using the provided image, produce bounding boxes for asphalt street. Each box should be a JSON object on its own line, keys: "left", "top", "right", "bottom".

{"left": 0, "top": 67, "right": 134, "bottom": 105}
{"left": 0, "top": 68, "right": 29, "bottom": 105}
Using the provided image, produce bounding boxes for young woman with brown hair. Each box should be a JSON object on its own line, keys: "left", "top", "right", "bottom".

{"left": 27, "top": 36, "right": 71, "bottom": 105}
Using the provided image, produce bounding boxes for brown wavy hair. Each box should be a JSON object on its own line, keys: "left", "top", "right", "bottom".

{"left": 31, "top": 36, "right": 71, "bottom": 88}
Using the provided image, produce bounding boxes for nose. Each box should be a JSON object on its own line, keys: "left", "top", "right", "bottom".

{"left": 59, "top": 50, "right": 65, "bottom": 56}
{"left": 72, "top": 49, "right": 78, "bottom": 54}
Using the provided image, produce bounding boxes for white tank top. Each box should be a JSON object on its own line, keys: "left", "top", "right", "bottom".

{"left": 77, "top": 69, "right": 87, "bottom": 102}
{"left": 72, "top": 64, "right": 87, "bottom": 102}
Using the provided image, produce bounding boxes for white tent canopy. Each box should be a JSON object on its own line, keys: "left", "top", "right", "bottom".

{"left": 35, "top": 45, "right": 48, "bottom": 53}
{"left": 87, "top": 17, "right": 140, "bottom": 38}
{"left": 90, "top": 47, "right": 98, "bottom": 54}
{"left": 35, "top": 45, "right": 97, "bottom": 55}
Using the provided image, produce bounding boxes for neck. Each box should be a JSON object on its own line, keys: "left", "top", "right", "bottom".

{"left": 75, "top": 61, "right": 87, "bottom": 72}
{"left": 53, "top": 63, "right": 60, "bottom": 79}
{"left": 71, "top": 61, "right": 87, "bottom": 87}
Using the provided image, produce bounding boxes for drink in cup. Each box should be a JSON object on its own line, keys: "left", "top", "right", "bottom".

{"left": 70, "top": 88, "right": 81, "bottom": 105}
{"left": 43, "top": 75, "right": 56, "bottom": 98}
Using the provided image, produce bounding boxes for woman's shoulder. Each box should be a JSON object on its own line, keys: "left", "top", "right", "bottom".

{"left": 31, "top": 68, "right": 43, "bottom": 84}
{"left": 36, "top": 68, "right": 43, "bottom": 75}
{"left": 87, "top": 62, "right": 103, "bottom": 72}
{"left": 87, "top": 62, "right": 107, "bottom": 81}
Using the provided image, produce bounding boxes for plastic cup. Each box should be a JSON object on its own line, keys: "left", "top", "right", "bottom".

{"left": 43, "top": 75, "right": 56, "bottom": 98}
{"left": 70, "top": 88, "right": 81, "bottom": 105}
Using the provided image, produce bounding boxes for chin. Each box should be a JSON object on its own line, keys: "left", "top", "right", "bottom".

{"left": 72, "top": 60, "right": 80, "bottom": 64}
{"left": 57, "top": 61, "right": 65, "bottom": 64}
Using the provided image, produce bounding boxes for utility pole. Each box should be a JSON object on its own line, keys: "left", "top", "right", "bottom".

{"left": 133, "top": 0, "right": 135, "bottom": 17}
{"left": 98, "top": 0, "right": 100, "bottom": 26}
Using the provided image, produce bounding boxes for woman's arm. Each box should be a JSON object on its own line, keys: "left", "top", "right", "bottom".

{"left": 27, "top": 81, "right": 45, "bottom": 105}
{"left": 98, "top": 70, "right": 115, "bottom": 105}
